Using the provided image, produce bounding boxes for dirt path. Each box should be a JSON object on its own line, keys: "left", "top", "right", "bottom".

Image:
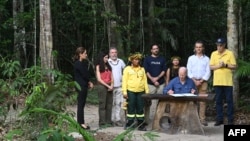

{"left": 68, "top": 104, "right": 224, "bottom": 141}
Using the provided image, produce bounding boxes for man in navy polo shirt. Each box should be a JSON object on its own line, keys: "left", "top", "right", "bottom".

{"left": 143, "top": 44, "right": 167, "bottom": 126}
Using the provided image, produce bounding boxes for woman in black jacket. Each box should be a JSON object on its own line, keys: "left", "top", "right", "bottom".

{"left": 73, "top": 47, "right": 94, "bottom": 129}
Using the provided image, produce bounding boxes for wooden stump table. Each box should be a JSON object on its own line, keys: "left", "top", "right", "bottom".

{"left": 141, "top": 94, "right": 215, "bottom": 135}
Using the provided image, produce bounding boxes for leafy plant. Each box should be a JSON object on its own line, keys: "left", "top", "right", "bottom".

{"left": 0, "top": 57, "right": 27, "bottom": 121}
{"left": 4, "top": 129, "right": 23, "bottom": 141}
{"left": 21, "top": 108, "right": 95, "bottom": 141}
{"left": 235, "top": 59, "right": 250, "bottom": 78}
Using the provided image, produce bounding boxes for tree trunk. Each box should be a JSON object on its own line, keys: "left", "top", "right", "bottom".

{"left": 39, "top": 0, "right": 54, "bottom": 83}
{"left": 238, "top": 2, "right": 243, "bottom": 57}
{"left": 92, "top": 0, "right": 97, "bottom": 62}
{"left": 13, "top": 0, "right": 27, "bottom": 68}
{"left": 147, "top": 0, "right": 154, "bottom": 46}
{"left": 126, "top": 0, "right": 132, "bottom": 54}
{"left": 103, "top": 0, "right": 124, "bottom": 57}
{"left": 34, "top": 0, "right": 37, "bottom": 66}
{"left": 227, "top": 0, "right": 239, "bottom": 108}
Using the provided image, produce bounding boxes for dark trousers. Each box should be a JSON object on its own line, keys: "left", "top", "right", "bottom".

{"left": 127, "top": 91, "right": 145, "bottom": 121}
{"left": 97, "top": 85, "right": 113, "bottom": 125}
{"left": 77, "top": 87, "right": 88, "bottom": 124}
{"left": 214, "top": 86, "right": 234, "bottom": 122}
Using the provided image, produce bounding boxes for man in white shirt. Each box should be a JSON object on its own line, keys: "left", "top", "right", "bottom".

{"left": 187, "top": 40, "right": 211, "bottom": 126}
{"left": 108, "top": 47, "right": 126, "bottom": 126}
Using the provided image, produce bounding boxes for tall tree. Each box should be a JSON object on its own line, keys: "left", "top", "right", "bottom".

{"left": 13, "top": 0, "right": 27, "bottom": 67}
{"left": 227, "top": 0, "right": 239, "bottom": 108}
{"left": 39, "top": 0, "right": 54, "bottom": 83}
{"left": 103, "top": 0, "right": 124, "bottom": 57}
{"left": 148, "top": 0, "right": 154, "bottom": 46}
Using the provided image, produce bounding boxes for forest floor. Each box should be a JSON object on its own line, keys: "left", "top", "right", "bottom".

{"left": 68, "top": 104, "right": 250, "bottom": 141}
{"left": 1, "top": 103, "right": 250, "bottom": 141}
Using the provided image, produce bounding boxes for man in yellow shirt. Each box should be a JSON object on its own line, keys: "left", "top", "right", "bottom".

{"left": 209, "top": 37, "right": 237, "bottom": 126}
{"left": 122, "top": 53, "right": 149, "bottom": 131}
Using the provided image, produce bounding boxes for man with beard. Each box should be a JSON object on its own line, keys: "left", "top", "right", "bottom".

{"left": 108, "top": 47, "right": 126, "bottom": 126}
{"left": 143, "top": 44, "right": 167, "bottom": 127}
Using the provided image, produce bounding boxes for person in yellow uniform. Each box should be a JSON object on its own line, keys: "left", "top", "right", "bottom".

{"left": 122, "top": 52, "right": 149, "bottom": 131}
{"left": 210, "top": 37, "right": 237, "bottom": 126}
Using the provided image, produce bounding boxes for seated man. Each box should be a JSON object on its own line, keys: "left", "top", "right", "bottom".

{"left": 163, "top": 67, "right": 196, "bottom": 95}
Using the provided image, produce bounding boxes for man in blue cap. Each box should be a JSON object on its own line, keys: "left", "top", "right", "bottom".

{"left": 209, "top": 37, "right": 237, "bottom": 126}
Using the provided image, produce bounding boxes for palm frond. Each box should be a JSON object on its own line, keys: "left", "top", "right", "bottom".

{"left": 235, "top": 59, "right": 250, "bottom": 78}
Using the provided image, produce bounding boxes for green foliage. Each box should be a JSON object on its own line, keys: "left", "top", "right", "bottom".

{"left": 4, "top": 129, "right": 23, "bottom": 141}
{"left": 37, "top": 129, "right": 75, "bottom": 141}
{"left": 141, "top": 132, "right": 160, "bottom": 141}
{"left": 112, "top": 127, "right": 134, "bottom": 141}
{"left": 0, "top": 57, "right": 25, "bottom": 96}
{"left": 21, "top": 108, "right": 95, "bottom": 141}
{"left": 235, "top": 59, "right": 250, "bottom": 78}
{"left": 0, "top": 58, "right": 79, "bottom": 140}
{"left": 87, "top": 87, "right": 99, "bottom": 105}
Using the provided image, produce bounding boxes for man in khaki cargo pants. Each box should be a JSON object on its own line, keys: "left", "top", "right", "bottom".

{"left": 187, "top": 40, "right": 211, "bottom": 126}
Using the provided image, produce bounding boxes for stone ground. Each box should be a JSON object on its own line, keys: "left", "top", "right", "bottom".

{"left": 68, "top": 104, "right": 224, "bottom": 141}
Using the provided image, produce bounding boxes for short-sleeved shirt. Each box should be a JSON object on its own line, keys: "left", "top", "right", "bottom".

{"left": 143, "top": 55, "right": 167, "bottom": 85}
{"left": 209, "top": 49, "right": 236, "bottom": 86}
{"left": 163, "top": 77, "right": 196, "bottom": 94}
{"left": 108, "top": 58, "right": 126, "bottom": 87}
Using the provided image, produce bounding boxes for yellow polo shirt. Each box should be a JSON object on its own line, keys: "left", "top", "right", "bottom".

{"left": 209, "top": 49, "right": 236, "bottom": 86}
{"left": 122, "top": 66, "right": 149, "bottom": 95}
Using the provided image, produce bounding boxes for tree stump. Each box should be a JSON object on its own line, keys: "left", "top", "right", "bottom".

{"left": 142, "top": 94, "right": 215, "bottom": 135}
{"left": 157, "top": 101, "right": 204, "bottom": 135}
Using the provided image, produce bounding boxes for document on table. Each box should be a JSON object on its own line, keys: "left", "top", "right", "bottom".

{"left": 171, "top": 93, "right": 197, "bottom": 97}
{"left": 182, "top": 93, "right": 197, "bottom": 97}
{"left": 171, "top": 94, "right": 184, "bottom": 97}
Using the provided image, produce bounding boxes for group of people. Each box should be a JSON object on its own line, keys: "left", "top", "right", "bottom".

{"left": 73, "top": 37, "right": 237, "bottom": 131}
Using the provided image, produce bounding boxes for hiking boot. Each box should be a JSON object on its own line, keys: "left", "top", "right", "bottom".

{"left": 137, "top": 120, "right": 147, "bottom": 131}
{"left": 124, "top": 120, "right": 135, "bottom": 129}
{"left": 138, "top": 123, "right": 147, "bottom": 131}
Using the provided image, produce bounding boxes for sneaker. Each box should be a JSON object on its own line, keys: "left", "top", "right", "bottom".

{"left": 214, "top": 121, "right": 223, "bottom": 126}
{"left": 201, "top": 120, "right": 208, "bottom": 126}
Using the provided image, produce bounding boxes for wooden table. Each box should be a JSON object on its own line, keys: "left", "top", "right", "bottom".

{"left": 141, "top": 94, "right": 215, "bottom": 135}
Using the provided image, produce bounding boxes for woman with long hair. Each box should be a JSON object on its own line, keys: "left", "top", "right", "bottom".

{"left": 95, "top": 51, "right": 114, "bottom": 127}
{"left": 73, "top": 47, "right": 94, "bottom": 129}
{"left": 165, "top": 56, "right": 181, "bottom": 85}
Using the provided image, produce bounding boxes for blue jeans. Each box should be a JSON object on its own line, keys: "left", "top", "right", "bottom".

{"left": 214, "top": 86, "right": 234, "bottom": 122}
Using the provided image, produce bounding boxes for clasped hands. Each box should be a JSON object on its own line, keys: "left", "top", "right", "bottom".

{"left": 151, "top": 77, "right": 160, "bottom": 87}
{"left": 219, "top": 60, "right": 228, "bottom": 68}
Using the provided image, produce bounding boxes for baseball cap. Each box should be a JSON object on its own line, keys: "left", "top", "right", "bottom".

{"left": 216, "top": 38, "right": 226, "bottom": 44}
